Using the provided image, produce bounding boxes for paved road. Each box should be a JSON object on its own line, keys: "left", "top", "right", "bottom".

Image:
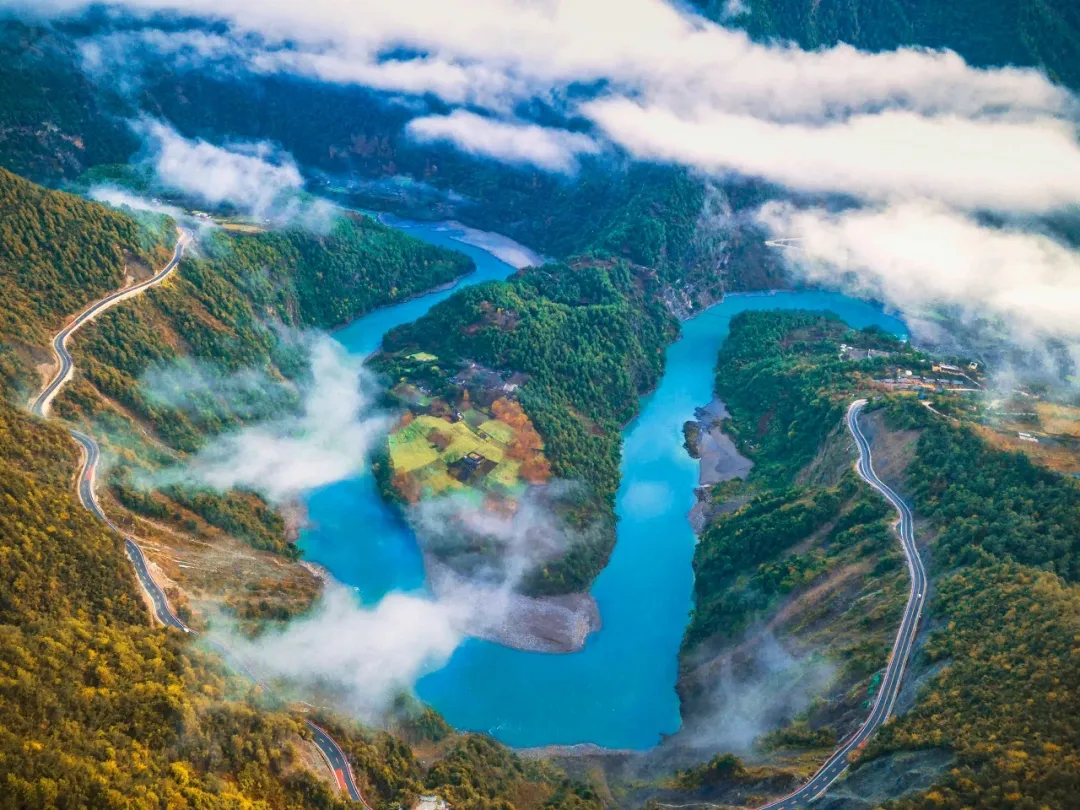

{"left": 31, "top": 230, "right": 190, "bottom": 419}
{"left": 67, "top": 428, "right": 192, "bottom": 632}
{"left": 756, "top": 399, "right": 928, "bottom": 809}
{"left": 32, "top": 229, "right": 369, "bottom": 806}
{"left": 306, "top": 721, "right": 366, "bottom": 803}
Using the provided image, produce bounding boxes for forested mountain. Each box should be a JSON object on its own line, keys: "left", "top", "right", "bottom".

{"left": 0, "top": 16, "right": 764, "bottom": 303}
{"left": 0, "top": 166, "right": 470, "bottom": 560}
{"left": 0, "top": 398, "right": 604, "bottom": 810}
{"left": 0, "top": 19, "right": 136, "bottom": 179}
{"left": 0, "top": 164, "right": 606, "bottom": 809}
{"left": 675, "top": 311, "right": 1080, "bottom": 809}
{"left": 693, "top": 0, "right": 1080, "bottom": 90}
{"left": 0, "top": 166, "right": 168, "bottom": 339}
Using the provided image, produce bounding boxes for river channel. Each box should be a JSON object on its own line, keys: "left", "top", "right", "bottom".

{"left": 299, "top": 216, "right": 907, "bottom": 750}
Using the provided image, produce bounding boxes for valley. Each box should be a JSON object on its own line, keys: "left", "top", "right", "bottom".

{"left": 2, "top": 3, "right": 1080, "bottom": 809}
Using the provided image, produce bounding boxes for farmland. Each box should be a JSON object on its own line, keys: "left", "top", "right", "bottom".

{"left": 387, "top": 396, "right": 551, "bottom": 503}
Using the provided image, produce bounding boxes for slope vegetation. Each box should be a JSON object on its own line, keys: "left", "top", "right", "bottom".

{"left": 674, "top": 311, "right": 1080, "bottom": 810}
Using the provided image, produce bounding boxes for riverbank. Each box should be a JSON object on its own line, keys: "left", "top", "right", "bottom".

{"left": 684, "top": 397, "right": 754, "bottom": 532}
{"left": 427, "top": 556, "right": 601, "bottom": 654}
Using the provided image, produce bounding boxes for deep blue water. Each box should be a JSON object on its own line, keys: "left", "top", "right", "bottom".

{"left": 300, "top": 218, "right": 907, "bottom": 750}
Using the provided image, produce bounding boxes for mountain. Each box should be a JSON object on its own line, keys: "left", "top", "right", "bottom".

{"left": 665, "top": 311, "right": 1080, "bottom": 809}
{"left": 0, "top": 165, "right": 610, "bottom": 810}
{"left": 695, "top": 0, "right": 1080, "bottom": 90}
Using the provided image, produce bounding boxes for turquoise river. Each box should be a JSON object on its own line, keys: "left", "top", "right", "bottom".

{"left": 299, "top": 216, "right": 907, "bottom": 750}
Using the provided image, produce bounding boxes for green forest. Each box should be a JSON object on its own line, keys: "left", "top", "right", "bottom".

{"left": 680, "top": 310, "right": 1080, "bottom": 810}
{"left": 694, "top": 0, "right": 1080, "bottom": 90}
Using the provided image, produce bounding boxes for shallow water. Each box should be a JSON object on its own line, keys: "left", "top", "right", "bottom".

{"left": 300, "top": 220, "right": 906, "bottom": 749}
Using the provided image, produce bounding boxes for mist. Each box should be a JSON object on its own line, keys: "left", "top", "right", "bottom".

{"left": 206, "top": 481, "right": 587, "bottom": 715}
{"left": 684, "top": 633, "right": 836, "bottom": 754}
{"left": 157, "top": 335, "right": 392, "bottom": 502}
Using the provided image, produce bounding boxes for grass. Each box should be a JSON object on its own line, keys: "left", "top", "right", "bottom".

{"left": 490, "top": 460, "right": 522, "bottom": 489}
{"left": 1036, "top": 402, "right": 1080, "bottom": 437}
{"left": 479, "top": 419, "right": 515, "bottom": 445}
{"left": 388, "top": 422, "right": 440, "bottom": 472}
{"left": 416, "top": 415, "right": 506, "bottom": 463}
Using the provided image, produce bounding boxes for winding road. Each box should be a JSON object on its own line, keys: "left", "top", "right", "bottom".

{"left": 33, "top": 228, "right": 369, "bottom": 807}
{"left": 32, "top": 230, "right": 191, "bottom": 419}
{"left": 756, "top": 399, "right": 928, "bottom": 809}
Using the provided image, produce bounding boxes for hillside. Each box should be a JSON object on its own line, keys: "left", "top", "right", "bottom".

{"left": 694, "top": 0, "right": 1080, "bottom": 90}
{"left": 0, "top": 166, "right": 171, "bottom": 397}
{"left": 668, "top": 311, "right": 1080, "bottom": 809}
{"left": 0, "top": 166, "right": 607, "bottom": 809}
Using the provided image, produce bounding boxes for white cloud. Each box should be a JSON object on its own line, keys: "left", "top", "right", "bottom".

{"left": 218, "top": 584, "right": 466, "bottom": 719}
{"left": 757, "top": 200, "right": 1080, "bottom": 345}
{"left": 585, "top": 101, "right": 1080, "bottom": 212}
{"left": 18, "top": 0, "right": 1079, "bottom": 203}
{"left": 138, "top": 119, "right": 304, "bottom": 216}
{"left": 407, "top": 111, "right": 600, "bottom": 173}
{"left": 173, "top": 336, "right": 393, "bottom": 501}
{"left": 721, "top": 0, "right": 749, "bottom": 19}
{"left": 88, "top": 186, "right": 185, "bottom": 219}
{"left": 18, "top": 1, "right": 1080, "bottom": 362}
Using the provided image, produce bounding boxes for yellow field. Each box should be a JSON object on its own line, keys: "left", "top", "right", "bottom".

{"left": 220, "top": 222, "right": 267, "bottom": 234}
{"left": 1037, "top": 403, "right": 1080, "bottom": 437}
{"left": 388, "top": 409, "right": 534, "bottom": 500}
{"left": 416, "top": 467, "right": 463, "bottom": 496}
{"left": 415, "top": 415, "right": 506, "bottom": 463}
{"left": 409, "top": 352, "right": 439, "bottom": 362}
{"left": 479, "top": 419, "right": 515, "bottom": 445}
{"left": 489, "top": 460, "right": 522, "bottom": 489}
{"left": 388, "top": 423, "right": 439, "bottom": 472}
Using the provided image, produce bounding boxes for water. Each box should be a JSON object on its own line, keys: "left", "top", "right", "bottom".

{"left": 300, "top": 218, "right": 907, "bottom": 750}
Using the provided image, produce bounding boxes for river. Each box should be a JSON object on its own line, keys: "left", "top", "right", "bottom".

{"left": 300, "top": 216, "right": 907, "bottom": 750}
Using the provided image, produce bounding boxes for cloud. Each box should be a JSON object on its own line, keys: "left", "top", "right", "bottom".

{"left": 211, "top": 480, "right": 592, "bottom": 713}
{"left": 721, "top": 0, "right": 749, "bottom": 19}
{"left": 142, "top": 355, "right": 300, "bottom": 426}
{"left": 757, "top": 200, "right": 1080, "bottom": 347}
{"left": 88, "top": 186, "right": 185, "bottom": 219}
{"left": 407, "top": 111, "right": 600, "bottom": 173}
{"left": 585, "top": 101, "right": 1080, "bottom": 212}
{"left": 409, "top": 484, "right": 587, "bottom": 585}
{"left": 137, "top": 119, "right": 304, "bottom": 216}
{"left": 684, "top": 634, "right": 836, "bottom": 753}
{"left": 22, "top": 0, "right": 1079, "bottom": 208}
{"left": 168, "top": 335, "right": 392, "bottom": 501}
{"left": 217, "top": 583, "right": 467, "bottom": 719}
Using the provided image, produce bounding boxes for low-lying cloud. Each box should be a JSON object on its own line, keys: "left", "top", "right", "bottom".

{"left": 211, "top": 480, "right": 588, "bottom": 715}
{"left": 21, "top": 0, "right": 1080, "bottom": 206}
{"left": 136, "top": 119, "right": 305, "bottom": 217}
{"left": 217, "top": 584, "right": 467, "bottom": 719}
{"left": 408, "top": 111, "right": 600, "bottom": 173}
{"left": 165, "top": 335, "right": 392, "bottom": 501}
{"left": 88, "top": 186, "right": 185, "bottom": 219}
{"left": 685, "top": 633, "right": 836, "bottom": 753}
{"left": 586, "top": 102, "right": 1080, "bottom": 213}
{"left": 758, "top": 200, "right": 1080, "bottom": 353}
